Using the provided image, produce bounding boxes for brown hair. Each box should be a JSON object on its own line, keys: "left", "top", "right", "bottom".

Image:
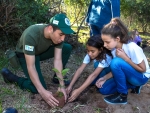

{"left": 101, "top": 18, "right": 132, "bottom": 43}
{"left": 110, "top": 17, "right": 124, "bottom": 26}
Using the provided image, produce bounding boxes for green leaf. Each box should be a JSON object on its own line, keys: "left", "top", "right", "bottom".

{"left": 61, "top": 68, "right": 70, "bottom": 76}
{"left": 55, "top": 76, "right": 62, "bottom": 81}
{"left": 52, "top": 68, "right": 60, "bottom": 73}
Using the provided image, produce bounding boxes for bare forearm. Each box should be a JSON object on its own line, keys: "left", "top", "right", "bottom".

{"left": 27, "top": 66, "right": 45, "bottom": 93}
{"left": 69, "top": 64, "right": 87, "bottom": 88}
{"left": 54, "top": 60, "right": 64, "bottom": 86}
{"left": 78, "top": 74, "right": 97, "bottom": 92}
{"left": 69, "top": 69, "right": 83, "bottom": 87}
{"left": 125, "top": 58, "right": 146, "bottom": 72}
{"left": 103, "top": 72, "right": 112, "bottom": 80}
{"left": 78, "top": 67, "right": 103, "bottom": 92}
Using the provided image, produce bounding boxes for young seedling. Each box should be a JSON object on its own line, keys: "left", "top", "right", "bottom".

{"left": 52, "top": 68, "right": 70, "bottom": 108}
{"left": 52, "top": 68, "right": 69, "bottom": 88}
{"left": 52, "top": 68, "right": 69, "bottom": 89}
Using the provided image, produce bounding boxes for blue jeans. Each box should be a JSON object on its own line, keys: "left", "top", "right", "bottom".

{"left": 92, "top": 60, "right": 147, "bottom": 95}
{"left": 92, "top": 61, "right": 117, "bottom": 95}
{"left": 89, "top": 24, "right": 102, "bottom": 36}
{"left": 110, "top": 57, "right": 148, "bottom": 94}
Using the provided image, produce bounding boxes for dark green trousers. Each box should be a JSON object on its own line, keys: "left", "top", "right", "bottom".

{"left": 17, "top": 43, "right": 72, "bottom": 93}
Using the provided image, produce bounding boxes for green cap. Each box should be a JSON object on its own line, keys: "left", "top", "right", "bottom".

{"left": 50, "top": 13, "right": 75, "bottom": 34}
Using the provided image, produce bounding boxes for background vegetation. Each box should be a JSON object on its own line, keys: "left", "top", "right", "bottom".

{"left": 0, "top": 0, "right": 150, "bottom": 50}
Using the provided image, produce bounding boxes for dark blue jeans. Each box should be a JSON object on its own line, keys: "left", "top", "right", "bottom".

{"left": 110, "top": 57, "right": 148, "bottom": 94}
{"left": 89, "top": 24, "right": 102, "bottom": 36}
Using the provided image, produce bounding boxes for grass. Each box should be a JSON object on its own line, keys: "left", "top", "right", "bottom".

{"left": 94, "top": 108, "right": 102, "bottom": 113}
{"left": 0, "top": 55, "right": 8, "bottom": 70}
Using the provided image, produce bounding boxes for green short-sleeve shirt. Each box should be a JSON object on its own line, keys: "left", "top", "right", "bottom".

{"left": 16, "top": 24, "right": 63, "bottom": 55}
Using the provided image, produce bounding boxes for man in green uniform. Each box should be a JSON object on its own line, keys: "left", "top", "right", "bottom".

{"left": 1, "top": 13, "right": 74, "bottom": 107}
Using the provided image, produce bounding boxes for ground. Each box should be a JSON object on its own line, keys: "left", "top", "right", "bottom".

{"left": 0, "top": 45, "right": 150, "bottom": 113}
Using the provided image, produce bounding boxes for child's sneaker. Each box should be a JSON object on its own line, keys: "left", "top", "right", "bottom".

{"left": 130, "top": 86, "right": 142, "bottom": 94}
{"left": 104, "top": 92, "right": 127, "bottom": 104}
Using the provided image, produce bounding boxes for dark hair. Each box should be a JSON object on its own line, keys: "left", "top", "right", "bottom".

{"left": 86, "top": 35, "right": 112, "bottom": 62}
{"left": 47, "top": 24, "right": 60, "bottom": 32}
{"left": 102, "top": 22, "right": 132, "bottom": 43}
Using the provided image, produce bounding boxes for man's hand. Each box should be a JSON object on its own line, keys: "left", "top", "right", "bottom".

{"left": 68, "top": 89, "right": 81, "bottom": 102}
{"left": 66, "top": 85, "right": 73, "bottom": 96}
{"left": 96, "top": 77, "right": 106, "bottom": 88}
{"left": 39, "top": 89, "right": 59, "bottom": 107}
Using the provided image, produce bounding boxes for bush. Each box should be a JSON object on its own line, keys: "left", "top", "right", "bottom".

{"left": 0, "top": 0, "right": 50, "bottom": 49}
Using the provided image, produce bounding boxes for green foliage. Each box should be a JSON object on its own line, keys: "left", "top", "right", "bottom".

{"left": 52, "top": 68, "right": 69, "bottom": 87}
{"left": 0, "top": 55, "right": 8, "bottom": 70}
{"left": 52, "top": 68, "right": 70, "bottom": 77}
{"left": 1, "top": 87, "right": 14, "bottom": 95}
{"left": 94, "top": 107, "right": 102, "bottom": 113}
{"left": 121, "top": 0, "right": 150, "bottom": 32}
{"left": 61, "top": 68, "right": 70, "bottom": 76}
{"left": 52, "top": 68, "right": 60, "bottom": 73}
{"left": 15, "top": 0, "right": 49, "bottom": 28}
{"left": 0, "top": 0, "right": 50, "bottom": 49}
{"left": 64, "top": 0, "right": 90, "bottom": 25}
{"left": 0, "top": 99, "right": 2, "bottom": 113}
{"left": 57, "top": 91, "right": 64, "bottom": 97}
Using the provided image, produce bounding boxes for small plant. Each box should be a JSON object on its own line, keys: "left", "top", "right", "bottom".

{"left": 52, "top": 68, "right": 70, "bottom": 88}
{"left": 52, "top": 68, "right": 70, "bottom": 108}
{"left": 57, "top": 91, "right": 64, "bottom": 97}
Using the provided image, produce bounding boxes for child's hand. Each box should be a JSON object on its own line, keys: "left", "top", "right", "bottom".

{"left": 116, "top": 48, "right": 129, "bottom": 61}
{"left": 66, "top": 86, "right": 72, "bottom": 95}
{"left": 96, "top": 77, "right": 106, "bottom": 88}
{"left": 68, "top": 89, "right": 81, "bottom": 102}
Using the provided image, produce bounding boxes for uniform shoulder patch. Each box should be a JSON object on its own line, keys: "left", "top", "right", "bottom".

{"left": 25, "top": 45, "right": 34, "bottom": 51}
